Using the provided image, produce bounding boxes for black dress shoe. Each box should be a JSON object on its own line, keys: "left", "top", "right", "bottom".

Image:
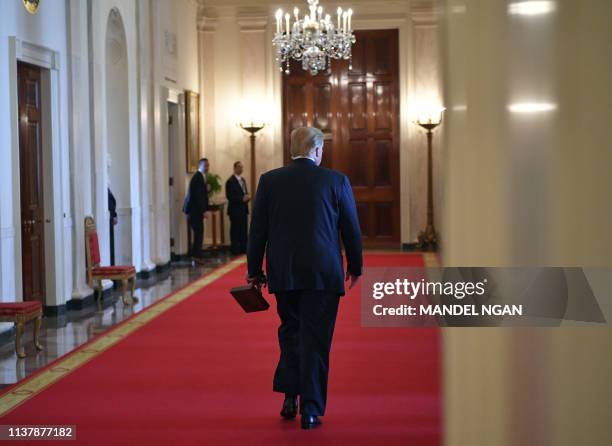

{"left": 280, "top": 396, "right": 298, "bottom": 419}
{"left": 301, "top": 415, "right": 322, "bottom": 430}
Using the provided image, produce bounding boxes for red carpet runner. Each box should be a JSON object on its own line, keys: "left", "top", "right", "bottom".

{"left": 1, "top": 254, "right": 440, "bottom": 445}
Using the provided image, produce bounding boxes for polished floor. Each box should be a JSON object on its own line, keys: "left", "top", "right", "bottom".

{"left": 0, "top": 253, "right": 235, "bottom": 388}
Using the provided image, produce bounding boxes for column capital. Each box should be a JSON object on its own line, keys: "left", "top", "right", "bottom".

{"left": 411, "top": 8, "right": 439, "bottom": 27}
{"left": 197, "top": 15, "right": 218, "bottom": 33}
{"left": 237, "top": 14, "right": 268, "bottom": 32}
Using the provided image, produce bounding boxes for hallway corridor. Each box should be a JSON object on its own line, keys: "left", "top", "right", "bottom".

{"left": 0, "top": 253, "right": 440, "bottom": 445}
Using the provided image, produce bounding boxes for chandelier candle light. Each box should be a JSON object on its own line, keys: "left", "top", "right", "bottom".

{"left": 273, "top": 0, "right": 356, "bottom": 75}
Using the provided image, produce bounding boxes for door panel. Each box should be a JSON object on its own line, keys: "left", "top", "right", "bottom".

{"left": 374, "top": 82, "right": 393, "bottom": 131}
{"left": 374, "top": 139, "right": 392, "bottom": 187}
{"left": 282, "top": 29, "right": 400, "bottom": 247}
{"left": 18, "top": 62, "right": 46, "bottom": 303}
{"left": 286, "top": 81, "right": 308, "bottom": 132}
{"left": 349, "top": 37, "right": 367, "bottom": 76}
{"left": 373, "top": 37, "right": 392, "bottom": 75}
{"left": 348, "top": 83, "right": 367, "bottom": 131}
{"left": 375, "top": 203, "right": 393, "bottom": 237}
{"left": 313, "top": 83, "right": 332, "bottom": 132}
{"left": 348, "top": 139, "right": 368, "bottom": 187}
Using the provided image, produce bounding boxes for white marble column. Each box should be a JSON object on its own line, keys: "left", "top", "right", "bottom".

{"left": 197, "top": 15, "right": 222, "bottom": 245}
{"left": 89, "top": 1, "right": 112, "bottom": 270}
{"left": 136, "top": 0, "right": 157, "bottom": 272}
{"left": 67, "top": 0, "right": 93, "bottom": 300}
{"left": 125, "top": 1, "right": 143, "bottom": 272}
{"left": 148, "top": 2, "right": 174, "bottom": 266}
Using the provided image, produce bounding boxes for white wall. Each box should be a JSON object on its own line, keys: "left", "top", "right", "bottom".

{"left": 105, "top": 9, "right": 132, "bottom": 265}
{"left": 155, "top": 0, "right": 199, "bottom": 91}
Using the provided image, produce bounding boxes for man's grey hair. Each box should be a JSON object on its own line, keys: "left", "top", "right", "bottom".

{"left": 290, "top": 127, "right": 324, "bottom": 158}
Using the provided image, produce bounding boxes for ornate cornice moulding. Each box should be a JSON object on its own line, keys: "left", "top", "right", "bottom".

{"left": 198, "top": 0, "right": 430, "bottom": 7}
{"left": 197, "top": 0, "right": 428, "bottom": 17}
{"left": 197, "top": 1, "right": 438, "bottom": 30}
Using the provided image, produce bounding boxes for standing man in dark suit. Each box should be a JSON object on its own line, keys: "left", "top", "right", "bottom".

{"left": 108, "top": 188, "right": 118, "bottom": 265}
{"left": 183, "top": 158, "right": 209, "bottom": 263}
{"left": 247, "top": 127, "right": 363, "bottom": 430}
{"left": 225, "top": 161, "right": 250, "bottom": 255}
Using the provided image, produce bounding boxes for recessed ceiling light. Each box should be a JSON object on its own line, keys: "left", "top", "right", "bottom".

{"left": 508, "top": 1, "right": 556, "bottom": 16}
{"left": 508, "top": 102, "right": 557, "bottom": 113}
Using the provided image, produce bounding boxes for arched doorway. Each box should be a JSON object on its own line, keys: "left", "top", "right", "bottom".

{"left": 104, "top": 8, "right": 131, "bottom": 266}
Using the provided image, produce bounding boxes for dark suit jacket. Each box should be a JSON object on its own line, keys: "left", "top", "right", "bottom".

{"left": 183, "top": 171, "right": 209, "bottom": 216}
{"left": 108, "top": 188, "right": 117, "bottom": 219}
{"left": 247, "top": 158, "right": 363, "bottom": 295}
{"left": 225, "top": 175, "right": 249, "bottom": 217}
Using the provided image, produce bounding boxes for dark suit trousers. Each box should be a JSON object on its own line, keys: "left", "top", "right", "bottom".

{"left": 109, "top": 219, "right": 115, "bottom": 266}
{"left": 188, "top": 213, "right": 204, "bottom": 257}
{"left": 229, "top": 213, "right": 247, "bottom": 254}
{"left": 273, "top": 290, "right": 340, "bottom": 416}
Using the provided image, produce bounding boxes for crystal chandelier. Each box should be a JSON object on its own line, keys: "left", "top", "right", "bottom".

{"left": 272, "top": 0, "right": 355, "bottom": 75}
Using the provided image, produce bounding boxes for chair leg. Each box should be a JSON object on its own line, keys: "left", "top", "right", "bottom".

{"left": 130, "top": 277, "right": 138, "bottom": 303}
{"left": 15, "top": 321, "right": 26, "bottom": 359}
{"left": 122, "top": 279, "right": 130, "bottom": 305}
{"left": 34, "top": 315, "right": 43, "bottom": 351}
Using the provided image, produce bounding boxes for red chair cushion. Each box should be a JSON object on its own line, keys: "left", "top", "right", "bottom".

{"left": 92, "top": 266, "right": 136, "bottom": 276}
{"left": 88, "top": 231, "right": 101, "bottom": 265}
{"left": 0, "top": 301, "right": 42, "bottom": 316}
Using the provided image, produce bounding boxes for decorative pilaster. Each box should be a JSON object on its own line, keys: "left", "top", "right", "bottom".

{"left": 137, "top": 0, "right": 157, "bottom": 272}
{"left": 237, "top": 14, "right": 269, "bottom": 195}
{"left": 198, "top": 16, "right": 217, "bottom": 168}
{"left": 67, "top": 0, "right": 94, "bottom": 299}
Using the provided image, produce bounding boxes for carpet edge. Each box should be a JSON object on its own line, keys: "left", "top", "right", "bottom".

{"left": 0, "top": 257, "right": 246, "bottom": 418}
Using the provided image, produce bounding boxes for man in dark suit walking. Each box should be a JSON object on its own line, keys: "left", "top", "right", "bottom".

{"left": 225, "top": 161, "right": 251, "bottom": 255}
{"left": 247, "top": 127, "right": 363, "bottom": 430}
{"left": 183, "top": 158, "right": 209, "bottom": 263}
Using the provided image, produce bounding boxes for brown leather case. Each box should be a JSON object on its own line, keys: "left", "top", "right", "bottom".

{"left": 230, "top": 284, "right": 270, "bottom": 313}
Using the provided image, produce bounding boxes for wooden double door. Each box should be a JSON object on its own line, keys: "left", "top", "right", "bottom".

{"left": 283, "top": 29, "right": 400, "bottom": 248}
{"left": 18, "top": 62, "right": 46, "bottom": 303}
